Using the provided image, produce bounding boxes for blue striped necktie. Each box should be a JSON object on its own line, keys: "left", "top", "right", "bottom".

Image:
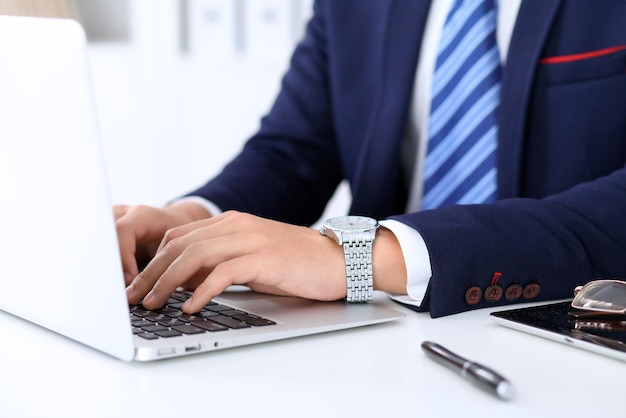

{"left": 421, "top": 0, "right": 500, "bottom": 210}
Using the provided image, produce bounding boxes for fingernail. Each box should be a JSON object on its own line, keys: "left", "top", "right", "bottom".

{"left": 182, "top": 296, "right": 193, "bottom": 311}
{"left": 143, "top": 291, "right": 153, "bottom": 305}
{"left": 125, "top": 283, "right": 135, "bottom": 298}
{"left": 124, "top": 272, "right": 133, "bottom": 286}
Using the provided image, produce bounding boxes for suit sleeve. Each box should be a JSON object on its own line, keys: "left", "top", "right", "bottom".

{"left": 390, "top": 167, "right": 626, "bottom": 317}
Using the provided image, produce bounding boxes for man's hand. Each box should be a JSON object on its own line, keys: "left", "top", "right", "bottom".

{"left": 114, "top": 201, "right": 212, "bottom": 286}
{"left": 125, "top": 211, "right": 349, "bottom": 312}
{"left": 122, "top": 208, "right": 408, "bottom": 314}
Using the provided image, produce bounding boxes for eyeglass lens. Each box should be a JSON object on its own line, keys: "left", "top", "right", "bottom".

{"left": 571, "top": 280, "right": 626, "bottom": 313}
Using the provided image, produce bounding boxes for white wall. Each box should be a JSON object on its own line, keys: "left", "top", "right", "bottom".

{"left": 81, "top": 0, "right": 349, "bottom": 223}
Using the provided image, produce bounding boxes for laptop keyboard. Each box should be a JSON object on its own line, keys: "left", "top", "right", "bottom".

{"left": 130, "top": 290, "right": 276, "bottom": 340}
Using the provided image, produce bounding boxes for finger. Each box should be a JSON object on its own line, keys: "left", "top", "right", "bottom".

{"left": 112, "top": 204, "right": 129, "bottom": 220}
{"left": 179, "top": 267, "right": 212, "bottom": 290}
{"left": 140, "top": 219, "right": 236, "bottom": 296}
{"left": 149, "top": 234, "right": 251, "bottom": 312}
{"left": 116, "top": 205, "right": 172, "bottom": 287}
{"left": 126, "top": 234, "right": 189, "bottom": 306}
{"left": 182, "top": 256, "right": 259, "bottom": 313}
{"left": 126, "top": 269, "right": 157, "bottom": 306}
{"left": 115, "top": 217, "right": 140, "bottom": 286}
{"left": 119, "top": 235, "right": 139, "bottom": 286}
{"left": 136, "top": 232, "right": 239, "bottom": 308}
{"left": 155, "top": 210, "right": 246, "bottom": 254}
{"left": 138, "top": 211, "right": 273, "bottom": 311}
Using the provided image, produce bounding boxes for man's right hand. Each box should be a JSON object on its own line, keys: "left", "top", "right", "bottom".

{"left": 113, "top": 201, "right": 212, "bottom": 287}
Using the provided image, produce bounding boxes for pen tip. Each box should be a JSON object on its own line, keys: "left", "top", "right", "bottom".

{"left": 497, "top": 381, "right": 515, "bottom": 401}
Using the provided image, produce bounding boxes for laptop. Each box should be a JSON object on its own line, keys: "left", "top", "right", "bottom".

{"left": 491, "top": 301, "right": 626, "bottom": 362}
{"left": 0, "top": 15, "right": 404, "bottom": 361}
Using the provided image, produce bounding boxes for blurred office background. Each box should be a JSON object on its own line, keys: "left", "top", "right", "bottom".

{"left": 1, "top": 0, "right": 349, "bottom": 222}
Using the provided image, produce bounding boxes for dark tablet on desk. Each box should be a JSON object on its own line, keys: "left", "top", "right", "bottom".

{"left": 491, "top": 301, "right": 626, "bottom": 362}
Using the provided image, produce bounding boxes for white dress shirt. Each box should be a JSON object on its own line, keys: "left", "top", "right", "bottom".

{"left": 180, "top": 0, "right": 522, "bottom": 308}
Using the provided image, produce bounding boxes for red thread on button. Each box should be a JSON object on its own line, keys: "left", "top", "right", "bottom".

{"left": 490, "top": 272, "right": 502, "bottom": 286}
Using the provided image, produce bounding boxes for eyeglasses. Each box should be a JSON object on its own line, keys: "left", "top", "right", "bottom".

{"left": 569, "top": 280, "right": 626, "bottom": 334}
{"left": 571, "top": 279, "right": 626, "bottom": 315}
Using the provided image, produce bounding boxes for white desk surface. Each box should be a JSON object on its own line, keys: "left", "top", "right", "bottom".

{"left": 0, "top": 293, "right": 621, "bottom": 418}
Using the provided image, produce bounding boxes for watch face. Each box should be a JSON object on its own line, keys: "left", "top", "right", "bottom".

{"left": 325, "top": 216, "right": 379, "bottom": 232}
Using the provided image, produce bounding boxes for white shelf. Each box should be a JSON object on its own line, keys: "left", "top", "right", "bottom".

{"left": 80, "top": 0, "right": 339, "bottom": 215}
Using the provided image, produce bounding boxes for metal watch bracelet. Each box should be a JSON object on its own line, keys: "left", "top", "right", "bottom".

{"left": 343, "top": 232, "right": 375, "bottom": 302}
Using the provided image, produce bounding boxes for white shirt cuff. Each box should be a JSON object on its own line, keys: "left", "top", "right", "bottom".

{"left": 379, "top": 219, "right": 432, "bottom": 307}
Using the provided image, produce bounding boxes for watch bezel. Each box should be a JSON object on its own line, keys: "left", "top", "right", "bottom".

{"left": 321, "top": 216, "right": 379, "bottom": 235}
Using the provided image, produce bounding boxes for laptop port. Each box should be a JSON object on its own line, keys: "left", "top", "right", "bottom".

{"left": 185, "top": 344, "right": 201, "bottom": 353}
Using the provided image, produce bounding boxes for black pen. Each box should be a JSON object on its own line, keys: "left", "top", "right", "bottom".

{"left": 421, "top": 341, "right": 515, "bottom": 401}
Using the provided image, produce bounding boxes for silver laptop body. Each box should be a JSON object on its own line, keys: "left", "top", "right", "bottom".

{"left": 0, "top": 15, "right": 404, "bottom": 361}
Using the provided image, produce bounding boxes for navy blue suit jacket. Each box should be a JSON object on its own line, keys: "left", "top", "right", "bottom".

{"left": 189, "top": 0, "right": 626, "bottom": 317}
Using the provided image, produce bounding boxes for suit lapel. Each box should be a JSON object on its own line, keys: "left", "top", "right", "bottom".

{"left": 351, "top": 0, "right": 431, "bottom": 218}
{"left": 352, "top": 0, "right": 560, "bottom": 213}
{"left": 498, "top": 0, "right": 562, "bottom": 198}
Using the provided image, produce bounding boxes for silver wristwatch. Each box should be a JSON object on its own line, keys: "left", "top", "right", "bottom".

{"left": 320, "top": 216, "right": 380, "bottom": 303}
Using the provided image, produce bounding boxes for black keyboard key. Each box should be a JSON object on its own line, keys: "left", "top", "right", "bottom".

{"left": 193, "top": 321, "right": 229, "bottom": 332}
{"left": 157, "top": 318, "right": 187, "bottom": 327}
{"left": 208, "top": 315, "right": 252, "bottom": 329}
{"left": 205, "top": 304, "right": 234, "bottom": 312}
{"left": 178, "top": 313, "right": 205, "bottom": 322}
{"left": 219, "top": 309, "right": 247, "bottom": 317}
{"left": 142, "top": 324, "right": 169, "bottom": 333}
{"left": 143, "top": 312, "right": 169, "bottom": 322}
{"left": 169, "top": 291, "right": 190, "bottom": 301}
{"left": 137, "top": 332, "right": 159, "bottom": 340}
{"left": 163, "top": 309, "right": 185, "bottom": 318}
{"left": 200, "top": 311, "right": 220, "bottom": 318}
{"left": 154, "top": 329, "right": 183, "bottom": 338}
{"left": 131, "top": 319, "right": 153, "bottom": 327}
{"left": 171, "top": 324, "right": 206, "bottom": 335}
{"left": 158, "top": 306, "right": 179, "bottom": 314}
{"left": 233, "top": 314, "right": 276, "bottom": 327}
{"left": 130, "top": 305, "right": 151, "bottom": 316}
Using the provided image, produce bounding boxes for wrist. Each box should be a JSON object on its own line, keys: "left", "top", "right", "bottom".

{"left": 166, "top": 200, "right": 212, "bottom": 223}
{"left": 372, "top": 227, "right": 408, "bottom": 294}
